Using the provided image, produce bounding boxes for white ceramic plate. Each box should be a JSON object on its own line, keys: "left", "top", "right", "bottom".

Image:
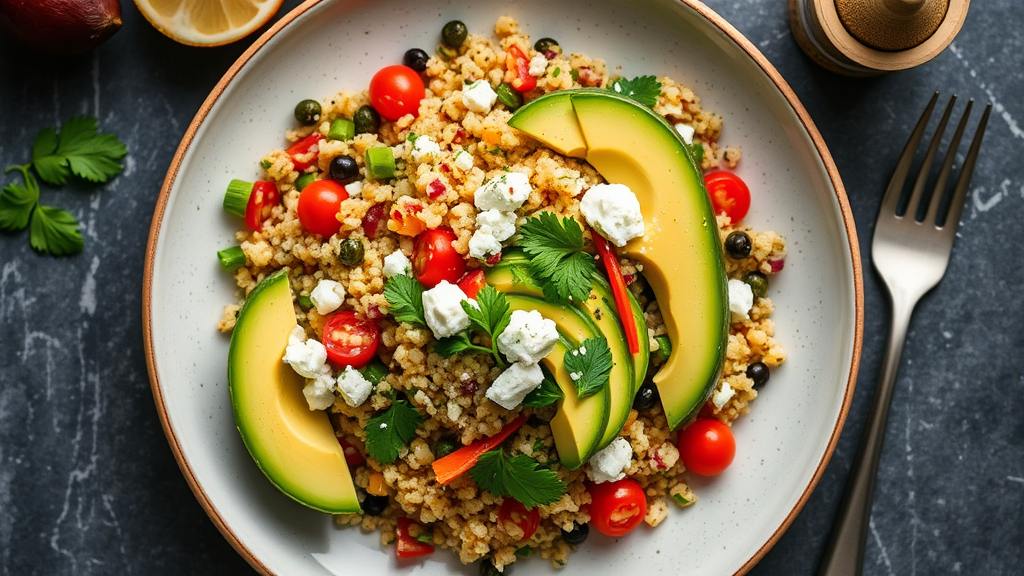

{"left": 144, "top": 0, "right": 863, "bottom": 574}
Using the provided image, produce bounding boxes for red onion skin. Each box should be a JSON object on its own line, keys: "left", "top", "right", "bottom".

{"left": 0, "top": 0, "right": 122, "bottom": 56}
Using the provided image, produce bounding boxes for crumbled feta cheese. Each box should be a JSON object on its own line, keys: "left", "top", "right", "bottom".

{"left": 497, "top": 309, "right": 559, "bottom": 365}
{"left": 674, "top": 122, "right": 696, "bottom": 145}
{"left": 579, "top": 183, "right": 645, "bottom": 247}
{"left": 283, "top": 326, "right": 331, "bottom": 379}
{"left": 728, "top": 279, "right": 754, "bottom": 320}
{"left": 528, "top": 54, "right": 547, "bottom": 76}
{"left": 462, "top": 80, "right": 498, "bottom": 114}
{"left": 712, "top": 382, "right": 736, "bottom": 409}
{"left": 302, "top": 373, "right": 336, "bottom": 411}
{"left": 422, "top": 280, "right": 472, "bottom": 339}
{"left": 474, "top": 172, "right": 532, "bottom": 212}
{"left": 452, "top": 149, "right": 474, "bottom": 171}
{"left": 468, "top": 229, "right": 503, "bottom": 261}
{"left": 485, "top": 361, "right": 545, "bottom": 409}
{"left": 476, "top": 209, "right": 517, "bottom": 242}
{"left": 587, "top": 437, "right": 633, "bottom": 483}
{"left": 382, "top": 249, "right": 412, "bottom": 277}
{"left": 310, "top": 279, "right": 346, "bottom": 315}
{"left": 336, "top": 366, "right": 373, "bottom": 407}
{"left": 344, "top": 180, "right": 363, "bottom": 197}
{"left": 410, "top": 135, "right": 441, "bottom": 163}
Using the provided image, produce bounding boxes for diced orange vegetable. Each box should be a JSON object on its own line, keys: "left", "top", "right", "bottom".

{"left": 367, "top": 472, "right": 388, "bottom": 496}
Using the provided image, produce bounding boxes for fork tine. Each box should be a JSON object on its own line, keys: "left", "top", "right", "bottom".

{"left": 924, "top": 99, "right": 973, "bottom": 226}
{"left": 939, "top": 102, "right": 991, "bottom": 229}
{"left": 880, "top": 92, "right": 938, "bottom": 218}
{"left": 906, "top": 95, "right": 956, "bottom": 220}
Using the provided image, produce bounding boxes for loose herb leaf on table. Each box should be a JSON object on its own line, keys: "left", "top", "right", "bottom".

{"left": 364, "top": 400, "right": 423, "bottom": 465}
{"left": 470, "top": 449, "right": 567, "bottom": 509}
{"left": 0, "top": 167, "right": 40, "bottom": 231}
{"left": 517, "top": 212, "right": 596, "bottom": 304}
{"left": 32, "top": 116, "right": 128, "bottom": 185}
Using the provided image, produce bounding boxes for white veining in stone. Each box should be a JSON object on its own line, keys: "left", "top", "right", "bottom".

{"left": 80, "top": 256, "right": 100, "bottom": 316}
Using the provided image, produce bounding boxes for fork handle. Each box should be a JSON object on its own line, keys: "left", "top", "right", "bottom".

{"left": 818, "top": 295, "right": 917, "bottom": 576}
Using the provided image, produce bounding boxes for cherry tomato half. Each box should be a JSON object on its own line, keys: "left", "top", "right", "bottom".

{"left": 297, "top": 179, "right": 348, "bottom": 237}
{"left": 587, "top": 478, "right": 647, "bottom": 537}
{"left": 396, "top": 517, "right": 434, "bottom": 559}
{"left": 337, "top": 437, "right": 366, "bottom": 467}
{"left": 412, "top": 228, "right": 466, "bottom": 288}
{"left": 498, "top": 499, "right": 540, "bottom": 540}
{"left": 677, "top": 418, "right": 736, "bottom": 476}
{"left": 322, "top": 311, "right": 379, "bottom": 368}
{"left": 286, "top": 132, "right": 325, "bottom": 171}
{"left": 704, "top": 170, "right": 751, "bottom": 223}
{"left": 507, "top": 44, "right": 537, "bottom": 93}
{"left": 244, "top": 180, "right": 280, "bottom": 232}
{"left": 456, "top": 269, "right": 486, "bottom": 299}
{"left": 369, "top": 65, "right": 425, "bottom": 121}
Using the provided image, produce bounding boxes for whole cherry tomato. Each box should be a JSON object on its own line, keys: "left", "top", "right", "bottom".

{"left": 412, "top": 228, "right": 466, "bottom": 288}
{"left": 286, "top": 132, "right": 325, "bottom": 171}
{"left": 498, "top": 498, "right": 540, "bottom": 540}
{"left": 369, "top": 65, "right": 425, "bottom": 121}
{"left": 322, "top": 311, "right": 379, "bottom": 368}
{"left": 244, "top": 180, "right": 279, "bottom": 232}
{"left": 297, "top": 179, "right": 348, "bottom": 237}
{"left": 704, "top": 170, "right": 751, "bottom": 222}
{"left": 587, "top": 478, "right": 647, "bottom": 537}
{"left": 677, "top": 418, "right": 736, "bottom": 476}
{"left": 456, "top": 269, "right": 486, "bottom": 299}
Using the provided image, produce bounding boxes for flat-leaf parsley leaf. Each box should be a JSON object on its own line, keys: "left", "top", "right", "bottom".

{"left": 29, "top": 205, "right": 83, "bottom": 256}
{"left": 563, "top": 337, "right": 613, "bottom": 398}
{"left": 0, "top": 166, "right": 39, "bottom": 231}
{"left": 365, "top": 400, "right": 423, "bottom": 464}
{"left": 609, "top": 75, "right": 662, "bottom": 108}
{"left": 32, "top": 116, "right": 128, "bottom": 185}
{"left": 470, "top": 449, "right": 567, "bottom": 509}
{"left": 517, "top": 212, "right": 596, "bottom": 304}
{"left": 383, "top": 274, "right": 426, "bottom": 325}
{"left": 522, "top": 371, "right": 562, "bottom": 408}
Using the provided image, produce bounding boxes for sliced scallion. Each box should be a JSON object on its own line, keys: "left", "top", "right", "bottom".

{"left": 217, "top": 246, "right": 246, "bottom": 271}
{"left": 364, "top": 147, "right": 396, "bottom": 180}
{"left": 295, "top": 173, "right": 316, "bottom": 191}
{"left": 328, "top": 118, "right": 355, "bottom": 141}
{"left": 223, "top": 179, "right": 254, "bottom": 218}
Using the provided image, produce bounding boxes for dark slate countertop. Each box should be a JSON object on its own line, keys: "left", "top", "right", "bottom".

{"left": 1, "top": 1, "right": 1022, "bottom": 574}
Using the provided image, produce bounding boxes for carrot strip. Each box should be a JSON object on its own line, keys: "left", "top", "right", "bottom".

{"left": 592, "top": 233, "right": 640, "bottom": 355}
{"left": 432, "top": 415, "right": 527, "bottom": 484}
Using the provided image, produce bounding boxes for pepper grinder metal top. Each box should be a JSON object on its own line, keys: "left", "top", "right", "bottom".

{"left": 789, "top": 0, "right": 970, "bottom": 76}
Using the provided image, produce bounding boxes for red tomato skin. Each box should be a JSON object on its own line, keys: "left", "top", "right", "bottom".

{"left": 322, "top": 311, "right": 380, "bottom": 368}
{"left": 456, "top": 269, "right": 486, "bottom": 299}
{"left": 587, "top": 478, "right": 647, "bottom": 537}
{"left": 677, "top": 418, "right": 736, "bottom": 476}
{"left": 287, "top": 133, "right": 325, "bottom": 171}
{"left": 245, "top": 180, "right": 279, "bottom": 231}
{"left": 369, "top": 65, "right": 425, "bottom": 121}
{"left": 507, "top": 45, "right": 537, "bottom": 93}
{"left": 412, "top": 228, "right": 466, "bottom": 288}
{"left": 704, "top": 171, "right": 751, "bottom": 222}
{"left": 337, "top": 437, "right": 366, "bottom": 467}
{"left": 297, "top": 180, "right": 348, "bottom": 237}
{"left": 395, "top": 517, "right": 434, "bottom": 559}
{"left": 498, "top": 499, "right": 540, "bottom": 540}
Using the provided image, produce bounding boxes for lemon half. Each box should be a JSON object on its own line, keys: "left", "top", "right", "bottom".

{"left": 135, "top": 0, "right": 284, "bottom": 47}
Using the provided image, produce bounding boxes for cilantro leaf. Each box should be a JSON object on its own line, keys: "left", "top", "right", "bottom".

{"left": 364, "top": 400, "right": 423, "bottom": 464}
{"left": 29, "top": 205, "right": 83, "bottom": 256}
{"left": 517, "top": 212, "right": 596, "bottom": 304}
{"left": 462, "top": 285, "right": 511, "bottom": 341}
{"left": 469, "top": 449, "right": 567, "bottom": 509}
{"left": 435, "top": 333, "right": 472, "bottom": 356}
{"left": 32, "top": 116, "right": 127, "bottom": 185}
{"left": 609, "top": 75, "right": 662, "bottom": 108}
{"left": 687, "top": 142, "right": 704, "bottom": 167}
{"left": 563, "top": 337, "right": 613, "bottom": 398}
{"left": 522, "top": 372, "right": 562, "bottom": 408}
{"left": 383, "top": 274, "right": 426, "bottom": 325}
{"left": 0, "top": 166, "right": 40, "bottom": 231}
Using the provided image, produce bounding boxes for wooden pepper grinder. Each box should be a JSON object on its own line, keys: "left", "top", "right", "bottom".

{"left": 789, "top": 0, "right": 971, "bottom": 76}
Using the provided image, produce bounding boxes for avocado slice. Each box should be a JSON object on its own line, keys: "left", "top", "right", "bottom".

{"left": 229, "top": 269, "right": 360, "bottom": 513}
{"left": 509, "top": 90, "right": 728, "bottom": 430}
{"left": 502, "top": 292, "right": 609, "bottom": 469}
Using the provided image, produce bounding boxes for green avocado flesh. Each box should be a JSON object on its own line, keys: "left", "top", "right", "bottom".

{"left": 509, "top": 89, "right": 728, "bottom": 430}
{"left": 228, "top": 269, "right": 360, "bottom": 513}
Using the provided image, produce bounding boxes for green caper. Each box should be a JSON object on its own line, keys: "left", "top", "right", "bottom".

{"left": 441, "top": 20, "right": 468, "bottom": 48}
{"left": 337, "top": 238, "right": 365, "bottom": 267}
{"left": 294, "top": 99, "right": 321, "bottom": 126}
{"left": 744, "top": 271, "right": 769, "bottom": 300}
{"left": 297, "top": 294, "right": 314, "bottom": 311}
{"left": 353, "top": 105, "right": 381, "bottom": 134}
{"left": 534, "top": 37, "right": 561, "bottom": 54}
{"left": 495, "top": 82, "right": 523, "bottom": 110}
{"left": 433, "top": 436, "right": 460, "bottom": 459}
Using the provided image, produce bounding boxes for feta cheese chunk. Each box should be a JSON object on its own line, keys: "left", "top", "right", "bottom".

{"left": 474, "top": 172, "right": 532, "bottom": 212}
{"left": 587, "top": 437, "right": 633, "bottom": 483}
{"left": 476, "top": 209, "right": 517, "bottom": 242}
{"left": 303, "top": 373, "right": 337, "bottom": 411}
{"left": 336, "top": 366, "right": 373, "bottom": 407}
{"left": 344, "top": 180, "right": 363, "bottom": 197}
{"left": 468, "top": 229, "right": 503, "bottom": 261}
{"left": 410, "top": 135, "right": 441, "bottom": 163}
{"left": 712, "top": 381, "right": 736, "bottom": 410}
{"left": 528, "top": 54, "right": 547, "bottom": 76}
{"left": 673, "top": 122, "right": 696, "bottom": 145}
{"left": 497, "top": 309, "right": 559, "bottom": 365}
{"left": 579, "top": 183, "right": 645, "bottom": 247}
{"left": 728, "top": 279, "right": 754, "bottom": 320}
{"left": 485, "top": 361, "right": 545, "bottom": 410}
{"left": 422, "top": 280, "right": 472, "bottom": 339}
{"left": 452, "top": 148, "right": 474, "bottom": 171}
{"left": 382, "top": 249, "right": 413, "bottom": 277}
{"left": 310, "top": 279, "right": 346, "bottom": 315}
{"left": 283, "top": 326, "right": 331, "bottom": 379}
{"left": 462, "top": 80, "right": 498, "bottom": 114}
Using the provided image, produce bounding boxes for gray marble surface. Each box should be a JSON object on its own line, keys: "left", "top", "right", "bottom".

{"left": 1, "top": 1, "right": 1022, "bottom": 574}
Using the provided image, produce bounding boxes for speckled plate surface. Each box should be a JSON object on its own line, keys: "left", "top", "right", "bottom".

{"left": 143, "top": 0, "right": 863, "bottom": 574}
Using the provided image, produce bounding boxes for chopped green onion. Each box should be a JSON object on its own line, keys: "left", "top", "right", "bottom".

{"left": 570, "top": 69, "right": 579, "bottom": 82}
{"left": 436, "top": 44, "right": 456, "bottom": 61}
{"left": 552, "top": 67, "right": 561, "bottom": 78}
{"left": 295, "top": 173, "right": 316, "bottom": 191}
{"left": 364, "top": 147, "right": 396, "bottom": 180}
{"left": 359, "top": 359, "right": 389, "bottom": 385}
{"left": 297, "top": 294, "right": 314, "bottom": 310}
{"left": 217, "top": 246, "right": 246, "bottom": 271}
{"left": 496, "top": 83, "right": 522, "bottom": 110}
{"left": 259, "top": 159, "right": 272, "bottom": 170}
{"left": 328, "top": 118, "right": 355, "bottom": 141}
{"left": 223, "top": 179, "right": 253, "bottom": 218}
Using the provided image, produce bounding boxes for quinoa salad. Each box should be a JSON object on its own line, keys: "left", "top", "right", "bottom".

{"left": 216, "top": 16, "right": 787, "bottom": 573}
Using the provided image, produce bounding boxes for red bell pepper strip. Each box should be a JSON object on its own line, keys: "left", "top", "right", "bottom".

{"left": 456, "top": 269, "right": 486, "bottom": 299}
{"left": 244, "top": 180, "right": 279, "bottom": 232}
{"left": 592, "top": 232, "right": 640, "bottom": 355}
{"left": 286, "top": 132, "right": 325, "bottom": 171}
{"left": 507, "top": 45, "right": 537, "bottom": 93}
{"left": 431, "top": 415, "right": 527, "bottom": 484}
{"left": 395, "top": 517, "right": 434, "bottom": 559}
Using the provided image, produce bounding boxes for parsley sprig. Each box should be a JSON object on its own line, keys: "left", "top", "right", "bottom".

{"left": 517, "top": 212, "right": 597, "bottom": 304}
{"left": 564, "top": 337, "right": 614, "bottom": 398}
{"left": 609, "top": 75, "right": 662, "bottom": 108}
{"left": 522, "top": 371, "right": 563, "bottom": 408}
{"left": 434, "top": 285, "right": 511, "bottom": 367}
{"left": 469, "top": 449, "right": 567, "bottom": 509}
{"left": 364, "top": 399, "right": 424, "bottom": 464}
{"left": 383, "top": 274, "right": 427, "bottom": 325}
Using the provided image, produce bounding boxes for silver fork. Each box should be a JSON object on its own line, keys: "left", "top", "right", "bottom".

{"left": 818, "top": 93, "right": 991, "bottom": 576}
